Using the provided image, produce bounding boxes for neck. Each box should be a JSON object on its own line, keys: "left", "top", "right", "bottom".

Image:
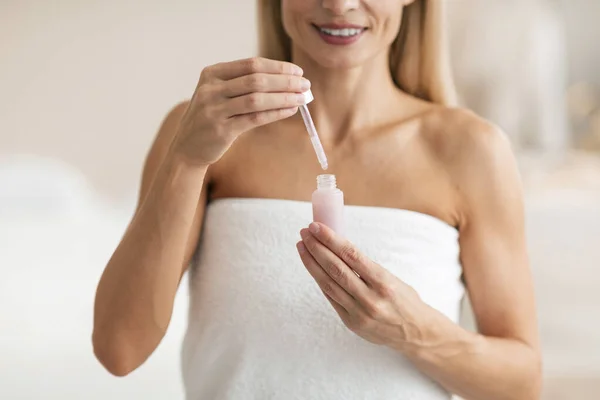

{"left": 291, "top": 47, "right": 404, "bottom": 145}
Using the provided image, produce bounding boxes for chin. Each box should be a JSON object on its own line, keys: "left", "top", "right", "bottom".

{"left": 310, "top": 51, "right": 371, "bottom": 70}
{"left": 315, "top": 56, "right": 368, "bottom": 69}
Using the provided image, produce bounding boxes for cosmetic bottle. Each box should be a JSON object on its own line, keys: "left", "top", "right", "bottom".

{"left": 312, "top": 174, "right": 344, "bottom": 235}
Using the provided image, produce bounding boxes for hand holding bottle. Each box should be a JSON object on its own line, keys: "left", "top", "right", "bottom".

{"left": 172, "top": 57, "right": 311, "bottom": 166}
{"left": 296, "top": 222, "right": 426, "bottom": 350}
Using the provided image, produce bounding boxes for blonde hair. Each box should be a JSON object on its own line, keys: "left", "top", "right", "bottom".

{"left": 257, "top": 0, "right": 457, "bottom": 106}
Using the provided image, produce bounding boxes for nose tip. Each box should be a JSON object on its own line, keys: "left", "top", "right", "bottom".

{"left": 321, "top": 0, "right": 359, "bottom": 15}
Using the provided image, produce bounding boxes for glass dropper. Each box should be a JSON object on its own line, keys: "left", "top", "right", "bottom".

{"left": 300, "top": 90, "right": 328, "bottom": 170}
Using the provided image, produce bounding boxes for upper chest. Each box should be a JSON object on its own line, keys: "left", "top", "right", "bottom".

{"left": 209, "top": 119, "right": 459, "bottom": 226}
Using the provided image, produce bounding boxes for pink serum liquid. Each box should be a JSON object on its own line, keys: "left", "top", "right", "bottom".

{"left": 312, "top": 174, "right": 345, "bottom": 235}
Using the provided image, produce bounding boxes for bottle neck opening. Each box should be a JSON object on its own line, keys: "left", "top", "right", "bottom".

{"left": 317, "top": 174, "right": 337, "bottom": 190}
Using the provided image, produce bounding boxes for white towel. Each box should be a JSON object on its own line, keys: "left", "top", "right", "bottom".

{"left": 182, "top": 198, "right": 464, "bottom": 400}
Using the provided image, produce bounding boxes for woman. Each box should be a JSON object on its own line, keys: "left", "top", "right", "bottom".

{"left": 92, "top": 1, "right": 542, "bottom": 399}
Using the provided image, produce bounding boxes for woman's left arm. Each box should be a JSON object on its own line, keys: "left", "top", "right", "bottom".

{"left": 296, "top": 126, "right": 541, "bottom": 400}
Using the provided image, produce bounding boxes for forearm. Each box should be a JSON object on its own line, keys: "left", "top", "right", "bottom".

{"left": 398, "top": 305, "right": 541, "bottom": 400}
{"left": 93, "top": 152, "right": 207, "bottom": 369}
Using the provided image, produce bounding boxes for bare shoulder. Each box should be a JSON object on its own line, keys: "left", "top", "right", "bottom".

{"left": 420, "top": 107, "right": 512, "bottom": 165}
{"left": 420, "top": 107, "right": 523, "bottom": 225}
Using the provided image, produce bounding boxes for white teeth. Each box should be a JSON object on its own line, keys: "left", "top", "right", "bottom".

{"left": 319, "top": 27, "right": 363, "bottom": 37}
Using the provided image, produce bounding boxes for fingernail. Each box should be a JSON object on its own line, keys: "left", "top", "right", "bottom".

{"left": 296, "top": 241, "right": 306, "bottom": 254}
{"left": 309, "top": 222, "right": 320, "bottom": 234}
{"left": 300, "top": 78, "right": 311, "bottom": 90}
{"left": 293, "top": 66, "right": 304, "bottom": 76}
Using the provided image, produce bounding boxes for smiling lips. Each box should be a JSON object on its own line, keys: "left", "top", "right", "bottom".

{"left": 313, "top": 23, "right": 367, "bottom": 45}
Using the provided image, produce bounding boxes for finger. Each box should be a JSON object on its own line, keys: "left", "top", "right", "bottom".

{"left": 297, "top": 241, "right": 356, "bottom": 312}
{"left": 222, "top": 73, "right": 311, "bottom": 98}
{"left": 228, "top": 107, "right": 299, "bottom": 132}
{"left": 307, "top": 222, "right": 385, "bottom": 285}
{"left": 300, "top": 229, "right": 369, "bottom": 300}
{"left": 223, "top": 92, "right": 306, "bottom": 117}
{"left": 206, "top": 57, "right": 303, "bottom": 81}
{"left": 323, "top": 292, "right": 351, "bottom": 319}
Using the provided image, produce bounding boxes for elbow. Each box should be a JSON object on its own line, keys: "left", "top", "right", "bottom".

{"left": 92, "top": 329, "right": 143, "bottom": 377}
{"left": 520, "top": 377, "right": 542, "bottom": 400}
{"left": 518, "top": 378, "right": 542, "bottom": 400}
{"left": 518, "top": 348, "right": 543, "bottom": 400}
{"left": 530, "top": 354, "right": 543, "bottom": 400}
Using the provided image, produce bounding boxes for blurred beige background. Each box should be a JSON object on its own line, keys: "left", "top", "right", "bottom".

{"left": 1, "top": 1, "right": 599, "bottom": 399}
{"left": 1, "top": 0, "right": 257, "bottom": 202}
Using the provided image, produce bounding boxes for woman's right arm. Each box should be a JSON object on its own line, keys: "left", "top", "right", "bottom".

{"left": 92, "top": 57, "right": 309, "bottom": 376}
{"left": 92, "top": 102, "right": 208, "bottom": 377}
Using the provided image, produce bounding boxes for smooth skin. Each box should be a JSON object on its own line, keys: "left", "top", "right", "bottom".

{"left": 93, "top": 0, "right": 541, "bottom": 399}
